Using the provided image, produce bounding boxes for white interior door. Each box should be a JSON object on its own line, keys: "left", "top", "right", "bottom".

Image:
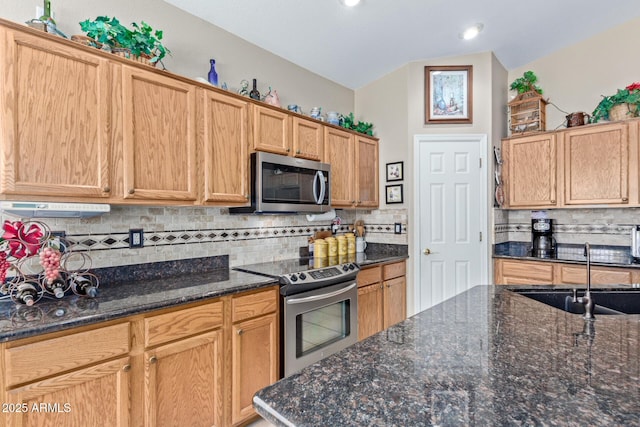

{"left": 414, "top": 134, "right": 488, "bottom": 312}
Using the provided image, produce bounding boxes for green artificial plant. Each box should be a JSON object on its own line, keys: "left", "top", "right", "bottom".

{"left": 340, "top": 112, "right": 374, "bottom": 136}
{"left": 509, "top": 71, "right": 543, "bottom": 94}
{"left": 590, "top": 82, "right": 640, "bottom": 123}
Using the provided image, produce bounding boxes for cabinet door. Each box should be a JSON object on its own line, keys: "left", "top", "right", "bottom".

{"left": 5, "top": 357, "right": 130, "bottom": 427}
{"left": 383, "top": 276, "right": 406, "bottom": 329}
{"left": 0, "top": 27, "right": 112, "bottom": 199}
{"left": 232, "top": 313, "right": 278, "bottom": 425}
{"left": 292, "top": 116, "right": 323, "bottom": 161}
{"left": 561, "top": 123, "right": 629, "bottom": 205}
{"left": 121, "top": 66, "right": 197, "bottom": 201}
{"left": 251, "top": 105, "right": 291, "bottom": 155}
{"left": 324, "top": 127, "right": 355, "bottom": 207}
{"left": 355, "top": 135, "right": 379, "bottom": 208}
{"left": 358, "top": 282, "right": 383, "bottom": 340}
{"left": 503, "top": 134, "right": 557, "bottom": 208}
{"left": 199, "top": 89, "right": 249, "bottom": 204}
{"left": 145, "top": 331, "right": 223, "bottom": 427}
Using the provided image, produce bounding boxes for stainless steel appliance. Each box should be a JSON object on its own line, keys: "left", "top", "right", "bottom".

{"left": 631, "top": 225, "right": 640, "bottom": 262}
{"left": 531, "top": 218, "right": 555, "bottom": 258}
{"left": 235, "top": 259, "right": 359, "bottom": 377}
{"left": 230, "top": 152, "right": 331, "bottom": 214}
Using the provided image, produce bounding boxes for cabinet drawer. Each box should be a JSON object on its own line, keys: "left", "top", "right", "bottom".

{"left": 383, "top": 261, "right": 406, "bottom": 280}
{"left": 5, "top": 322, "right": 130, "bottom": 387}
{"left": 357, "top": 266, "right": 381, "bottom": 287}
{"left": 556, "top": 265, "right": 632, "bottom": 285}
{"left": 232, "top": 287, "right": 278, "bottom": 323}
{"left": 501, "top": 260, "right": 553, "bottom": 282}
{"left": 145, "top": 300, "right": 223, "bottom": 348}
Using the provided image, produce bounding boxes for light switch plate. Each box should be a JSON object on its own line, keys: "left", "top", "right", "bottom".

{"left": 394, "top": 223, "right": 402, "bottom": 234}
{"left": 129, "top": 229, "right": 144, "bottom": 248}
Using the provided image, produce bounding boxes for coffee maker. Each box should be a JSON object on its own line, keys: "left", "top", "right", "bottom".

{"left": 531, "top": 218, "right": 555, "bottom": 258}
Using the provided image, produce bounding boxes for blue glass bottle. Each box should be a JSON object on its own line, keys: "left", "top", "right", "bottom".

{"left": 208, "top": 59, "right": 218, "bottom": 86}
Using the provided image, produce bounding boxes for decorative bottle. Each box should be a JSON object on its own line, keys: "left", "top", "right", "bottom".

{"left": 207, "top": 59, "right": 218, "bottom": 86}
{"left": 249, "top": 78, "right": 260, "bottom": 100}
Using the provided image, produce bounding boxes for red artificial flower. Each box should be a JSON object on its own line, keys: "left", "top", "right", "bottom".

{"left": 625, "top": 82, "right": 640, "bottom": 92}
{"left": 2, "top": 220, "right": 43, "bottom": 259}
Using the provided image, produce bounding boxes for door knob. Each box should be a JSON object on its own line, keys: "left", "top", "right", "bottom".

{"left": 423, "top": 248, "right": 431, "bottom": 255}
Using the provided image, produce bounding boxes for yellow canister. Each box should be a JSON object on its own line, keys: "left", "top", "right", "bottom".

{"left": 325, "top": 237, "right": 338, "bottom": 257}
{"left": 315, "top": 256, "right": 328, "bottom": 268}
{"left": 314, "top": 239, "right": 328, "bottom": 258}
{"left": 346, "top": 233, "right": 356, "bottom": 254}
{"left": 336, "top": 235, "right": 347, "bottom": 255}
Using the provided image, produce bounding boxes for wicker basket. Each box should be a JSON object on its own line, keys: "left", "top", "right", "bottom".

{"left": 608, "top": 103, "right": 638, "bottom": 121}
{"left": 71, "top": 34, "right": 104, "bottom": 49}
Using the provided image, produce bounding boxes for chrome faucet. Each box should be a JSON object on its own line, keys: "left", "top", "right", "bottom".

{"left": 573, "top": 242, "right": 595, "bottom": 319}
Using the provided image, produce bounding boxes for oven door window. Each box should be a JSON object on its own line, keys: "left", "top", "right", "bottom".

{"left": 296, "top": 300, "right": 350, "bottom": 357}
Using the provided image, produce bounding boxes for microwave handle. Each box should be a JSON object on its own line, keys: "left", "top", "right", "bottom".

{"left": 313, "top": 171, "right": 326, "bottom": 205}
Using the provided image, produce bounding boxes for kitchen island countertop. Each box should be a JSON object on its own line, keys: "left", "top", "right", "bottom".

{"left": 253, "top": 285, "right": 640, "bottom": 426}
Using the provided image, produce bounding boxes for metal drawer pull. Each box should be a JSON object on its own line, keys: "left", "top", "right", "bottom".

{"left": 149, "top": 356, "right": 157, "bottom": 364}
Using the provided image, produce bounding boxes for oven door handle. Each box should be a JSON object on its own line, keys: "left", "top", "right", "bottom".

{"left": 286, "top": 283, "right": 356, "bottom": 304}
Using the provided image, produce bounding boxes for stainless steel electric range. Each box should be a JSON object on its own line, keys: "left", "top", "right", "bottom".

{"left": 235, "top": 258, "right": 359, "bottom": 377}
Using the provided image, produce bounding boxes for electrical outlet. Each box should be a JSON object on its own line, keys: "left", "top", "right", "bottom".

{"left": 129, "top": 229, "right": 144, "bottom": 248}
{"left": 51, "top": 231, "right": 67, "bottom": 252}
{"left": 394, "top": 223, "right": 402, "bottom": 234}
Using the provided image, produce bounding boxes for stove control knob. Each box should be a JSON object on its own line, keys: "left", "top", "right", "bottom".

{"left": 342, "top": 264, "right": 349, "bottom": 271}
{"left": 289, "top": 274, "right": 298, "bottom": 282}
{"left": 348, "top": 263, "right": 356, "bottom": 270}
{"left": 299, "top": 273, "right": 307, "bottom": 280}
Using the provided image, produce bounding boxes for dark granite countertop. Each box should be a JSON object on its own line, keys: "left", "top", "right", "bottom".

{"left": 494, "top": 241, "right": 640, "bottom": 269}
{"left": 0, "top": 248, "right": 407, "bottom": 343}
{"left": 0, "top": 269, "right": 277, "bottom": 342}
{"left": 254, "top": 285, "right": 640, "bottom": 426}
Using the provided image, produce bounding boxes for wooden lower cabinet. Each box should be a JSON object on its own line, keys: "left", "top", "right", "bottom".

{"left": 494, "top": 258, "right": 640, "bottom": 285}
{"left": 0, "top": 286, "right": 280, "bottom": 427}
{"left": 145, "top": 331, "right": 223, "bottom": 427}
{"left": 357, "top": 261, "right": 406, "bottom": 340}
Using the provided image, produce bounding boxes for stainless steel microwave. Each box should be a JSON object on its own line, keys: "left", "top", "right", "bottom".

{"left": 230, "top": 152, "right": 331, "bottom": 214}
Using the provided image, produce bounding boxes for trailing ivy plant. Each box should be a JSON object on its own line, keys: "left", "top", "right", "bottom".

{"left": 341, "top": 112, "right": 374, "bottom": 136}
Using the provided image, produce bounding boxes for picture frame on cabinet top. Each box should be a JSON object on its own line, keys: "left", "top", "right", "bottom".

{"left": 425, "top": 65, "right": 473, "bottom": 124}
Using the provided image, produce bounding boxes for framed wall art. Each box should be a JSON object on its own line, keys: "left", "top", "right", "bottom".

{"left": 385, "top": 184, "right": 403, "bottom": 204}
{"left": 386, "top": 161, "right": 404, "bottom": 182}
{"left": 425, "top": 65, "right": 473, "bottom": 124}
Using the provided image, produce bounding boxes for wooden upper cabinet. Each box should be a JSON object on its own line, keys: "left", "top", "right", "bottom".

{"left": 324, "top": 127, "right": 355, "bottom": 207}
{"left": 355, "top": 135, "right": 379, "bottom": 208}
{"left": 198, "top": 89, "right": 249, "bottom": 204}
{"left": 502, "top": 133, "right": 557, "bottom": 208}
{"left": 560, "top": 122, "right": 629, "bottom": 205}
{"left": 251, "top": 105, "right": 291, "bottom": 155}
{"left": 292, "top": 116, "right": 323, "bottom": 161}
{"left": 120, "top": 65, "right": 197, "bottom": 202}
{"left": 0, "top": 27, "right": 112, "bottom": 199}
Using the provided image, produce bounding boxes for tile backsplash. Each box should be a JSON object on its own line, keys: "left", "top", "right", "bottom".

{"left": 0, "top": 206, "right": 408, "bottom": 269}
{"left": 494, "top": 207, "right": 640, "bottom": 247}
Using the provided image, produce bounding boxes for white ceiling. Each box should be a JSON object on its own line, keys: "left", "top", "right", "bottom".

{"left": 164, "top": 0, "right": 640, "bottom": 89}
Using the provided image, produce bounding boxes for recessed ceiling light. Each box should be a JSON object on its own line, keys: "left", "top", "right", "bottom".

{"left": 461, "top": 23, "right": 484, "bottom": 40}
{"left": 341, "top": 0, "right": 361, "bottom": 7}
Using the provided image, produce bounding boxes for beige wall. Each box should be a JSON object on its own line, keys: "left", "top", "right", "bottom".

{"left": 1, "top": 0, "right": 354, "bottom": 114}
{"left": 509, "top": 16, "right": 640, "bottom": 130}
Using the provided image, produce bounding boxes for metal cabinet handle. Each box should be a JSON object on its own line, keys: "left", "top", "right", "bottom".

{"left": 286, "top": 148, "right": 291, "bottom": 153}
{"left": 149, "top": 356, "right": 157, "bottom": 364}
{"left": 623, "top": 197, "right": 629, "bottom": 202}
{"left": 296, "top": 149, "right": 301, "bottom": 154}
{"left": 122, "top": 364, "right": 131, "bottom": 372}
{"left": 423, "top": 248, "right": 431, "bottom": 255}
{"left": 237, "top": 329, "right": 244, "bottom": 335}
{"left": 103, "top": 186, "right": 111, "bottom": 193}
{"left": 551, "top": 200, "right": 556, "bottom": 204}
{"left": 128, "top": 189, "right": 135, "bottom": 195}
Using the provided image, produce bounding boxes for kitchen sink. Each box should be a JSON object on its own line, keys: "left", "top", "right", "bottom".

{"left": 512, "top": 289, "right": 640, "bottom": 315}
